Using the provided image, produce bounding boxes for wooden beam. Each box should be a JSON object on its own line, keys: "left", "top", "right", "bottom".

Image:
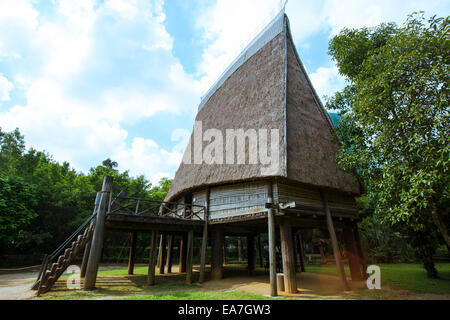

{"left": 127, "top": 232, "right": 138, "bottom": 275}
{"left": 166, "top": 234, "right": 173, "bottom": 274}
{"left": 185, "top": 229, "right": 194, "bottom": 284}
{"left": 199, "top": 189, "right": 210, "bottom": 283}
{"left": 80, "top": 192, "right": 101, "bottom": 278}
{"left": 84, "top": 176, "right": 113, "bottom": 290}
{"left": 267, "top": 181, "right": 277, "bottom": 296}
{"left": 147, "top": 230, "right": 159, "bottom": 285}
{"left": 211, "top": 228, "right": 224, "bottom": 280}
{"left": 280, "top": 217, "right": 297, "bottom": 293}
{"left": 179, "top": 234, "right": 187, "bottom": 273}
{"left": 321, "top": 191, "right": 350, "bottom": 291}
{"left": 247, "top": 235, "right": 255, "bottom": 275}
{"left": 158, "top": 234, "right": 167, "bottom": 274}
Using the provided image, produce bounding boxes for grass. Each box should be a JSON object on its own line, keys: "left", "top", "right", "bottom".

{"left": 35, "top": 263, "right": 450, "bottom": 300}
{"left": 306, "top": 263, "right": 450, "bottom": 295}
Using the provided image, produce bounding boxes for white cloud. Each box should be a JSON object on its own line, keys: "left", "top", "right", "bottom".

{"left": 309, "top": 65, "right": 347, "bottom": 102}
{"left": 0, "top": 73, "right": 14, "bottom": 102}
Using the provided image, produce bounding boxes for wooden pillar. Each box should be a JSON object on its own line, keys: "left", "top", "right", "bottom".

{"left": 257, "top": 234, "right": 264, "bottom": 268}
{"left": 166, "top": 235, "right": 173, "bottom": 274}
{"left": 352, "top": 222, "right": 368, "bottom": 279}
{"left": 343, "top": 223, "right": 362, "bottom": 281}
{"left": 247, "top": 235, "right": 255, "bottom": 275}
{"left": 321, "top": 191, "right": 350, "bottom": 291}
{"left": 157, "top": 234, "right": 167, "bottom": 274}
{"left": 223, "top": 238, "right": 227, "bottom": 265}
{"left": 280, "top": 218, "right": 297, "bottom": 293}
{"left": 237, "top": 237, "right": 243, "bottom": 263}
{"left": 80, "top": 192, "right": 101, "bottom": 278}
{"left": 185, "top": 229, "right": 194, "bottom": 284}
{"left": 199, "top": 190, "right": 210, "bottom": 283}
{"left": 211, "top": 228, "right": 224, "bottom": 280}
{"left": 84, "top": 176, "right": 113, "bottom": 290}
{"left": 127, "top": 232, "right": 138, "bottom": 275}
{"left": 147, "top": 230, "right": 159, "bottom": 285}
{"left": 179, "top": 234, "right": 187, "bottom": 273}
{"left": 267, "top": 182, "right": 277, "bottom": 296}
{"left": 297, "top": 232, "right": 306, "bottom": 272}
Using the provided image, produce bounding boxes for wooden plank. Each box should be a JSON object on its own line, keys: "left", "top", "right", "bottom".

{"left": 267, "top": 181, "right": 277, "bottom": 296}
{"left": 321, "top": 191, "right": 350, "bottom": 291}
{"left": 185, "top": 229, "right": 194, "bottom": 284}
{"left": 166, "top": 235, "right": 173, "bottom": 273}
{"left": 127, "top": 232, "right": 138, "bottom": 275}
{"left": 280, "top": 218, "right": 297, "bottom": 293}
{"left": 211, "top": 228, "right": 224, "bottom": 280}
{"left": 84, "top": 176, "right": 113, "bottom": 290}
{"left": 147, "top": 230, "right": 159, "bottom": 285}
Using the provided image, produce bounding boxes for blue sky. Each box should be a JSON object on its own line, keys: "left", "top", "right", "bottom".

{"left": 0, "top": 0, "right": 448, "bottom": 184}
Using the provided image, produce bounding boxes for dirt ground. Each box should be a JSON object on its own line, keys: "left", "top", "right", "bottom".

{"left": 1, "top": 264, "right": 448, "bottom": 300}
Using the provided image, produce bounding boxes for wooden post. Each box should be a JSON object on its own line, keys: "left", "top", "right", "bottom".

{"left": 280, "top": 218, "right": 297, "bottom": 293}
{"left": 147, "top": 230, "right": 159, "bottom": 285}
{"left": 179, "top": 234, "right": 187, "bottom": 273}
{"left": 199, "top": 190, "right": 210, "bottom": 283}
{"left": 223, "top": 238, "right": 227, "bottom": 265}
{"left": 247, "top": 235, "right": 255, "bottom": 275}
{"left": 185, "top": 229, "right": 194, "bottom": 284}
{"left": 84, "top": 176, "right": 113, "bottom": 290}
{"left": 237, "top": 237, "right": 243, "bottom": 263}
{"left": 267, "top": 182, "right": 277, "bottom": 296}
{"left": 352, "top": 222, "right": 368, "bottom": 279}
{"left": 211, "top": 228, "right": 224, "bottom": 280}
{"left": 128, "top": 232, "right": 138, "bottom": 275}
{"left": 80, "top": 192, "right": 101, "bottom": 278}
{"left": 166, "top": 235, "right": 173, "bottom": 274}
{"left": 297, "top": 232, "right": 306, "bottom": 272}
{"left": 158, "top": 234, "right": 167, "bottom": 274}
{"left": 276, "top": 273, "right": 285, "bottom": 292}
{"left": 321, "top": 191, "right": 350, "bottom": 291}
{"left": 343, "top": 223, "right": 362, "bottom": 281}
{"left": 257, "top": 234, "right": 264, "bottom": 268}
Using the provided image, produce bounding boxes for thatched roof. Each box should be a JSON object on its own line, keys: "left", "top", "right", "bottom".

{"left": 165, "top": 13, "right": 360, "bottom": 202}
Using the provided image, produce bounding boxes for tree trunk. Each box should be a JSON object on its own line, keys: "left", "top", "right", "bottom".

{"left": 431, "top": 206, "right": 450, "bottom": 252}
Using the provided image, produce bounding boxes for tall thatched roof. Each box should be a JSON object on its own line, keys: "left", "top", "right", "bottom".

{"left": 165, "top": 13, "right": 360, "bottom": 202}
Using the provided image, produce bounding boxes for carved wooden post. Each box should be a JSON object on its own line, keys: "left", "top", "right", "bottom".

{"left": 199, "top": 190, "right": 210, "bottom": 283}
{"left": 80, "top": 192, "right": 101, "bottom": 278}
{"left": 280, "top": 217, "right": 297, "bottom": 293}
{"left": 247, "top": 235, "right": 255, "bottom": 275}
{"left": 166, "top": 235, "right": 173, "bottom": 273}
{"left": 211, "top": 227, "right": 224, "bottom": 280}
{"left": 148, "top": 230, "right": 159, "bottom": 285}
{"left": 84, "top": 176, "right": 113, "bottom": 290}
{"left": 321, "top": 191, "right": 350, "bottom": 291}
{"left": 179, "top": 234, "right": 187, "bottom": 273}
{"left": 267, "top": 181, "right": 277, "bottom": 296}
{"left": 128, "top": 232, "right": 138, "bottom": 275}
{"left": 185, "top": 229, "right": 194, "bottom": 284}
{"left": 343, "top": 223, "right": 362, "bottom": 281}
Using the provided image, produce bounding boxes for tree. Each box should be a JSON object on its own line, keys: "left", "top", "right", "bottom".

{"left": 327, "top": 13, "right": 449, "bottom": 277}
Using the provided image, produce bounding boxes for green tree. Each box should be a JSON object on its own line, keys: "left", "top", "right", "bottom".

{"left": 327, "top": 13, "right": 449, "bottom": 277}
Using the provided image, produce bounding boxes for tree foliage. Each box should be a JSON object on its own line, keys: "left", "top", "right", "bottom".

{"left": 0, "top": 127, "right": 172, "bottom": 263}
{"left": 327, "top": 13, "right": 449, "bottom": 277}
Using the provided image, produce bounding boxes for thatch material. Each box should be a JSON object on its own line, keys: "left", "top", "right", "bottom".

{"left": 165, "top": 14, "right": 359, "bottom": 202}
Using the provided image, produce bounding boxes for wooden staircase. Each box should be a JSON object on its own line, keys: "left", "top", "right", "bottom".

{"left": 31, "top": 215, "right": 96, "bottom": 295}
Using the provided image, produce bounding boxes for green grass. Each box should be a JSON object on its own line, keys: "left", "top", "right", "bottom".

{"left": 306, "top": 263, "right": 450, "bottom": 295}
{"left": 117, "top": 291, "right": 278, "bottom": 300}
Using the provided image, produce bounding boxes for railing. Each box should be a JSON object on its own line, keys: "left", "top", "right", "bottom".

{"left": 108, "top": 196, "right": 206, "bottom": 221}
